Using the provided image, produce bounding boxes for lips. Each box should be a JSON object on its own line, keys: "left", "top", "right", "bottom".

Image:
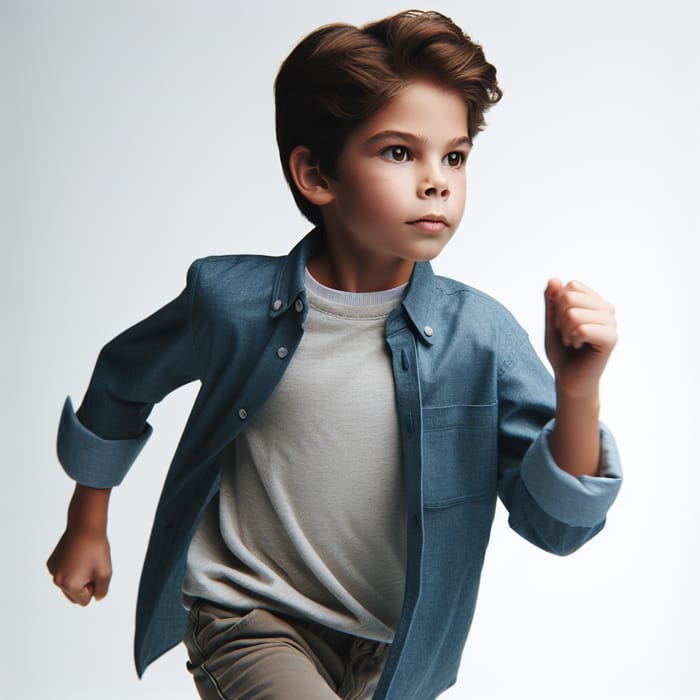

{"left": 409, "top": 214, "right": 448, "bottom": 233}
{"left": 410, "top": 214, "right": 448, "bottom": 225}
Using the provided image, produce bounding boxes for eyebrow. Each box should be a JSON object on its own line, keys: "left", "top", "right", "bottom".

{"left": 365, "top": 130, "right": 472, "bottom": 149}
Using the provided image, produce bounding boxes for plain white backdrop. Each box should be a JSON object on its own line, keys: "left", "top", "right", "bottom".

{"left": 2, "top": 0, "right": 698, "bottom": 698}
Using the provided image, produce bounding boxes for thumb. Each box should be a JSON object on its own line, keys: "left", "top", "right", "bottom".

{"left": 544, "top": 277, "right": 563, "bottom": 307}
{"left": 544, "top": 278, "right": 563, "bottom": 352}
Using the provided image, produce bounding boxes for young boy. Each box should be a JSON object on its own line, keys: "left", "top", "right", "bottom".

{"left": 47, "top": 10, "right": 621, "bottom": 700}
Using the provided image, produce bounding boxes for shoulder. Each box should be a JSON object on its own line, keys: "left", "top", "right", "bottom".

{"left": 430, "top": 274, "right": 544, "bottom": 379}
{"left": 183, "top": 253, "right": 287, "bottom": 301}
{"left": 432, "top": 274, "right": 525, "bottom": 335}
{"left": 179, "top": 252, "right": 290, "bottom": 325}
{"left": 427, "top": 273, "right": 533, "bottom": 371}
{"left": 188, "top": 253, "right": 281, "bottom": 286}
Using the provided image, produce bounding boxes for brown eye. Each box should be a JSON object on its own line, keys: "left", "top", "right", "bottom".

{"left": 381, "top": 146, "right": 410, "bottom": 162}
{"left": 443, "top": 151, "right": 465, "bottom": 168}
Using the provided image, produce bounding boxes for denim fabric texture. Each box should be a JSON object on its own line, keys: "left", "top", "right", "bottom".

{"left": 57, "top": 231, "right": 622, "bottom": 699}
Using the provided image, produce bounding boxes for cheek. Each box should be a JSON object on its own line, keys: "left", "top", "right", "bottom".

{"left": 355, "top": 173, "right": 406, "bottom": 217}
{"left": 451, "top": 176, "right": 467, "bottom": 213}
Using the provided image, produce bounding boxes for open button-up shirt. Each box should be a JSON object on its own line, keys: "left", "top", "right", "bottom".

{"left": 57, "top": 232, "right": 622, "bottom": 699}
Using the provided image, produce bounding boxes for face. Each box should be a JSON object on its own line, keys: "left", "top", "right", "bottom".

{"left": 321, "top": 81, "right": 470, "bottom": 270}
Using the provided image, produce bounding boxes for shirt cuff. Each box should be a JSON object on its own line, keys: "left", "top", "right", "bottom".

{"left": 56, "top": 396, "right": 152, "bottom": 488}
{"left": 520, "top": 419, "right": 622, "bottom": 528}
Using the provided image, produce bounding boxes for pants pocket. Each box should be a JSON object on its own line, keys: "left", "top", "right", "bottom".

{"left": 184, "top": 600, "right": 259, "bottom": 667}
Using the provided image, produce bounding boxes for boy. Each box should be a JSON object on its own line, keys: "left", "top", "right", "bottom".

{"left": 47, "top": 10, "right": 621, "bottom": 700}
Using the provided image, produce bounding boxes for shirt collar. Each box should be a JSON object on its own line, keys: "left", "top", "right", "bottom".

{"left": 393, "top": 259, "right": 437, "bottom": 346}
{"left": 271, "top": 230, "right": 437, "bottom": 346}
{"left": 269, "top": 231, "right": 318, "bottom": 318}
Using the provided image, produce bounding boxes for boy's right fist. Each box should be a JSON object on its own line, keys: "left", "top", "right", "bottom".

{"left": 47, "top": 484, "right": 113, "bottom": 605}
{"left": 47, "top": 528, "right": 112, "bottom": 605}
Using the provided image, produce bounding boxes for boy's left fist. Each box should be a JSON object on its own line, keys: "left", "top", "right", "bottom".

{"left": 544, "top": 278, "right": 617, "bottom": 399}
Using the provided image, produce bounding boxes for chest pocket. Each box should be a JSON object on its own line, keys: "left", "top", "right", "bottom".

{"left": 422, "top": 402, "right": 498, "bottom": 508}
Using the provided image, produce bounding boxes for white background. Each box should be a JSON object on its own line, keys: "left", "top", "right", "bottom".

{"left": 2, "top": 0, "right": 698, "bottom": 698}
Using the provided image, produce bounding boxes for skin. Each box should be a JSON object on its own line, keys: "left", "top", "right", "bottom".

{"left": 294, "top": 82, "right": 471, "bottom": 292}
{"left": 47, "top": 483, "right": 111, "bottom": 606}
{"left": 48, "top": 80, "right": 617, "bottom": 606}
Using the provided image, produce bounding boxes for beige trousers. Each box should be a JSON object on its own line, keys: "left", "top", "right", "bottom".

{"left": 183, "top": 601, "right": 390, "bottom": 700}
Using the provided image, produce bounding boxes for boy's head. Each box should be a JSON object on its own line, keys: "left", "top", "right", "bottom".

{"left": 275, "top": 9, "right": 502, "bottom": 228}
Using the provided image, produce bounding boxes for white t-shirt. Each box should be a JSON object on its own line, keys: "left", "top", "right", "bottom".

{"left": 182, "top": 269, "right": 407, "bottom": 642}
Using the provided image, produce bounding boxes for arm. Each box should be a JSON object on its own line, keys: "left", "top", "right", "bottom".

{"left": 545, "top": 278, "right": 617, "bottom": 477}
{"left": 47, "top": 484, "right": 112, "bottom": 605}
{"left": 48, "top": 261, "right": 202, "bottom": 603}
{"left": 496, "top": 280, "right": 621, "bottom": 555}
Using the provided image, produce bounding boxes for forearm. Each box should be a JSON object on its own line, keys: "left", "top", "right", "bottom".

{"left": 543, "top": 278, "right": 616, "bottom": 478}
{"left": 549, "top": 388, "right": 601, "bottom": 477}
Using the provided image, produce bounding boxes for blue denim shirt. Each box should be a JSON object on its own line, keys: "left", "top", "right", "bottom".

{"left": 57, "top": 232, "right": 622, "bottom": 699}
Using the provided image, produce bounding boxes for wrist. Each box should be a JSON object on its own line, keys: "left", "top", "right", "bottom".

{"left": 67, "top": 484, "right": 111, "bottom": 532}
{"left": 555, "top": 384, "right": 600, "bottom": 412}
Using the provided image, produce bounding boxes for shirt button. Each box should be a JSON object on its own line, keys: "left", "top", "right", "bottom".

{"left": 272, "top": 299, "right": 283, "bottom": 311}
{"left": 238, "top": 408, "right": 248, "bottom": 420}
{"left": 277, "top": 346, "right": 289, "bottom": 359}
{"left": 424, "top": 325, "right": 434, "bottom": 337}
{"left": 294, "top": 298, "right": 304, "bottom": 313}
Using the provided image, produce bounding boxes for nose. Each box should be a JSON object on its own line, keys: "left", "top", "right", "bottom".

{"left": 418, "top": 163, "right": 449, "bottom": 199}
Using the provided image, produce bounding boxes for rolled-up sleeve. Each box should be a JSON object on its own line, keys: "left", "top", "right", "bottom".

{"left": 519, "top": 419, "right": 622, "bottom": 528}
{"left": 55, "top": 260, "right": 201, "bottom": 488}
{"left": 497, "top": 326, "right": 623, "bottom": 554}
{"left": 57, "top": 396, "right": 153, "bottom": 488}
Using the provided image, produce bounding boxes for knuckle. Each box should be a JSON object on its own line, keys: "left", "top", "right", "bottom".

{"left": 64, "top": 579, "right": 83, "bottom": 596}
{"left": 563, "top": 307, "right": 578, "bottom": 324}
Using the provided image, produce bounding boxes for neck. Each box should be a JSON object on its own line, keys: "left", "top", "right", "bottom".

{"left": 307, "top": 235, "right": 415, "bottom": 293}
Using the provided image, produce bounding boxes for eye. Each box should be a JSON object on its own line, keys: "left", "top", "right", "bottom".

{"left": 443, "top": 151, "right": 466, "bottom": 168}
{"left": 381, "top": 146, "right": 412, "bottom": 163}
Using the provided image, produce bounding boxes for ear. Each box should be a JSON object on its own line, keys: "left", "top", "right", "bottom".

{"left": 288, "top": 146, "right": 335, "bottom": 207}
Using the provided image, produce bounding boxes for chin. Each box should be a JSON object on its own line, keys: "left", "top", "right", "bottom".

{"left": 406, "top": 239, "right": 451, "bottom": 262}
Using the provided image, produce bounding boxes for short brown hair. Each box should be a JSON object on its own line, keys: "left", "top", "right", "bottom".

{"left": 274, "top": 9, "right": 502, "bottom": 227}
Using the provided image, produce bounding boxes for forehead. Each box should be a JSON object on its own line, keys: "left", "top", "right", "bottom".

{"left": 351, "top": 81, "right": 470, "bottom": 145}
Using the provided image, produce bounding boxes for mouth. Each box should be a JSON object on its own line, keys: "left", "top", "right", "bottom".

{"left": 408, "top": 214, "right": 449, "bottom": 233}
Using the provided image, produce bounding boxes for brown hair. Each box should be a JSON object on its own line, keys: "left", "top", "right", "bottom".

{"left": 275, "top": 9, "right": 503, "bottom": 227}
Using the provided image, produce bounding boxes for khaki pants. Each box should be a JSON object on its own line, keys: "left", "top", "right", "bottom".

{"left": 184, "top": 601, "right": 390, "bottom": 699}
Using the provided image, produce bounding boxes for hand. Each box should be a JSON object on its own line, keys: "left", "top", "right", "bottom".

{"left": 47, "top": 526, "right": 112, "bottom": 605}
{"left": 47, "top": 484, "right": 113, "bottom": 606}
{"left": 544, "top": 278, "right": 617, "bottom": 399}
